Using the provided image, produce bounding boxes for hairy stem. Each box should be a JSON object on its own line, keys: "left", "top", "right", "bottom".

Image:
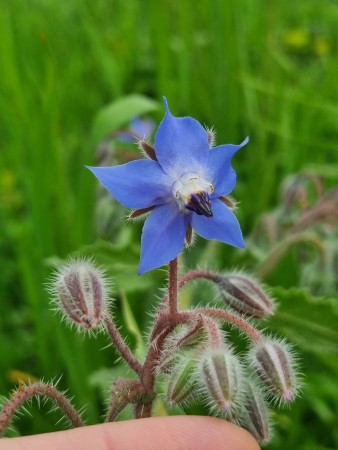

{"left": 168, "top": 258, "right": 178, "bottom": 315}
{"left": 195, "top": 307, "right": 263, "bottom": 344}
{"left": 202, "top": 315, "right": 224, "bottom": 349}
{"left": 134, "top": 402, "right": 153, "bottom": 419}
{"left": 136, "top": 311, "right": 192, "bottom": 418}
{"left": 178, "top": 269, "right": 223, "bottom": 288}
{"left": 0, "top": 382, "right": 84, "bottom": 436}
{"left": 105, "top": 318, "right": 142, "bottom": 376}
{"left": 149, "top": 266, "right": 212, "bottom": 342}
{"left": 105, "top": 379, "right": 148, "bottom": 422}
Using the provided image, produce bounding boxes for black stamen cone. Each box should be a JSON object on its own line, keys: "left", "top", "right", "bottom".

{"left": 185, "top": 192, "right": 213, "bottom": 217}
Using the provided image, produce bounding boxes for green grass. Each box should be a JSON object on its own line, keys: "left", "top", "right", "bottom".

{"left": 1, "top": 0, "right": 338, "bottom": 446}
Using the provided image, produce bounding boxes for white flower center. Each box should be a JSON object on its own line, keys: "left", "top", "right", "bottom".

{"left": 172, "top": 173, "right": 214, "bottom": 217}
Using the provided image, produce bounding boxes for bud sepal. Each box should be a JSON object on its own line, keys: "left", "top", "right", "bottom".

{"left": 166, "top": 352, "right": 199, "bottom": 407}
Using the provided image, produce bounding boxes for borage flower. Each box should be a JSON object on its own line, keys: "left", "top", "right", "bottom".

{"left": 87, "top": 98, "right": 248, "bottom": 274}
{"left": 116, "top": 117, "right": 155, "bottom": 143}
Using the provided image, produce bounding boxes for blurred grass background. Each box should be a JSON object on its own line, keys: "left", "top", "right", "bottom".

{"left": 1, "top": 0, "right": 338, "bottom": 447}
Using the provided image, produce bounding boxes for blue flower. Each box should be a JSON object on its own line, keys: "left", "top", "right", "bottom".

{"left": 87, "top": 98, "right": 248, "bottom": 274}
{"left": 116, "top": 117, "right": 155, "bottom": 142}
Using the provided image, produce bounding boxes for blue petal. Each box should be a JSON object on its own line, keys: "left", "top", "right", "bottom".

{"left": 87, "top": 160, "right": 173, "bottom": 209}
{"left": 138, "top": 203, "right": 189, "bottom": 274}
{"left": 153, "top": 98, "right": 209, "bottom": 178}
{"left": 207, "top": 137, "right": 249, "bottom": 197}
{"left": 191, "top": 199, "right": 245, "bottom": 248}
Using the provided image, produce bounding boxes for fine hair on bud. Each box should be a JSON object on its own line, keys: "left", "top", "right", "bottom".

{"left": 166, "top": 351, "right": 199, "bottom": 407}
{"left": 218, "top": 271, "right": 275, "bottom": 319}
{"left": 248, "top": 337, "right": 300, "bottom": 405}
{"left": 239, "top": 380, "right": 272, "bottom": 445}
{"left": 48, "top": 258, "right": 111, "bottom": 331}
{"left": 199, "top": 347, "right": 245, "bottom": 418}
{"left": 157, "top": 321, "right": 208, "bottom": 376}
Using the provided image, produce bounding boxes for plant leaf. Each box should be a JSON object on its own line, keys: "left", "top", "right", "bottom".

{"left": 267, "top": 286, "right": 338, "bottom": 355}
{"left": 91, "top": 94, "right": 160, "bottom": 147}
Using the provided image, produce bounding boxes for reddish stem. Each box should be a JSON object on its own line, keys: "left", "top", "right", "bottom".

{"left": 105, "top": 318, "right": 142, "bottom": 376}
{"left": 105, "top": 379, "right": 147, "bottom": 422}
{"left": 196, "top": 307, "right": 263, "bottom": 344}
{"left": 134, "top": 402, "right": 153, "bottom": 419}
{"left": 201, "top": 315, "right": 224, "bottom": 349}
{"left": 168, "top": 258, "right": 178, "bottom": 315}
{"left": 149, "top": 269, "right": 221, "bottom": 342}
{"left": 178, "top": 269, "right": 223, "bottom": 289}
{"left": 0, "top": 382, "right": 84, "bottom": 436}
{"left": 136, "top": 311, "right": 191, "bottom": 418}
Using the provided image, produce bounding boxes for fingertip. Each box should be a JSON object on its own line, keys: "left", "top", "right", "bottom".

{"left": 0, "top": 416, "right": 261, "bottom": 450}
{"left": 97, "top": 416, "right": 261, "bottom": 450}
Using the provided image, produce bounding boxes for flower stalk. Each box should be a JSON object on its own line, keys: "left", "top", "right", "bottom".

{"left": 168, "top": 258, "right": 178, "bottom": 315}
{"left": 195, "top": 307, "right": 263, "bottom": 344}
{"left": 105, "top": 318, "right": 143, "bottom": 376}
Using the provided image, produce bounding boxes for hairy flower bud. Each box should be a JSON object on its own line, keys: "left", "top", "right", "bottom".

{"left": 249, "top": 338, "right": 298, "bottom": 404}
{"left": 218, "top": 272, "right": 275, "bottom": 318}
{"left": 175, "top": 317, "right": 208, "bottom": 349}
{"left": 167, "top": 353, "right": 198, "bottom": 407}
{"left": 200, "top": 348, "right": 244, "bottom": 416}
{"left": 240, "top": 381, "right": 271, "bottom": 444}
{"left": 158, "top": 319, "right": 208, "bottom": 375}
{"left": 49, "top": 258, "right": 110, "bottom": 330}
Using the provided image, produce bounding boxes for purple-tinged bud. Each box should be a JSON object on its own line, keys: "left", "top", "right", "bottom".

{"left": 200, "top": 348, "right": 244, "bottom": 416}
{"left": 167, "top": 354, "right": 197, "bottom": 407}
{"left": 240, "top": 381, "right": 271, "bottom": 444}
{"left": 49, "top": 258, "right": 110, "bottom": 331}
{"left": 249, "top": 338, "right": 299, "bottom": 404}
{"left": 218, "top": 272, "right": 275, "bottom": 319}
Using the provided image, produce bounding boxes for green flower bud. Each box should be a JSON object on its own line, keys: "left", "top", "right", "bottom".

{"left": 158, "top": 318, "right": 207, "bottom": 374}
{"left": 200, "top": 348, "right": 244, "bottom": 416}
{"left": 166, "top": 353, "right": 198, "bottom": 407}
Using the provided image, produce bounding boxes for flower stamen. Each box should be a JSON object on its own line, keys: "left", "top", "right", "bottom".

{"left": 186, "top": 192, "right": 213, "bottom": 217}
{"left": 173, "top": 173, "right": 214, "bottom": 218}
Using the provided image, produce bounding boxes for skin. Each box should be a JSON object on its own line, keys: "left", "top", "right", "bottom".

{"left": 0, "top": 416, "right": 260, "bottom": 450}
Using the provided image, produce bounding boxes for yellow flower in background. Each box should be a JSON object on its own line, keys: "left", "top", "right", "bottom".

{"left": 284, "top": 28, "right": 331, "bottom": 57}
{"left": 284, "top": 29, "right": 310, "bottom": 50}
{"left": 8, "top": 370, "right": 38, "bottom": 386}
{"left": 313, "top": 36, "right": 330, "bottom": 56}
